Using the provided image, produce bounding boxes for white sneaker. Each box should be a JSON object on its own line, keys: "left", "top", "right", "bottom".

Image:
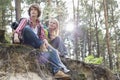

{"left": 64, "top": 68, "right": 70, "bottom": 73}
{"left": 64, "top": 55, "right": 70, "bottom": 58}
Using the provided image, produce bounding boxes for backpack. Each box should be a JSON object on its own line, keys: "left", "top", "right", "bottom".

{"left": 11, "top": 18, "right": 26, "bottom": 30}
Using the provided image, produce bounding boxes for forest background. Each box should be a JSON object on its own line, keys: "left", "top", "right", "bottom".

{"left": 0, "top": 0, "right": 120, "bottom": 74}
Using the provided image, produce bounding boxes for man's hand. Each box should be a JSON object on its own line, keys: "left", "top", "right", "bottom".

{"left": 40, "top": 43, "right": 48, "bottom": 52}
{"left": 13, "top": 33, "right": 20, "bottom": 43}
{"left": 43, "top": 39, "right": 49, "bottom": 47}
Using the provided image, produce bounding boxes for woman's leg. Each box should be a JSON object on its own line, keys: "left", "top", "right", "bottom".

{"left": 22, "top": 25, "right": 43, "bottom": 48}
{"left": 50, "top": 36, "right": 68, "bottom": 56}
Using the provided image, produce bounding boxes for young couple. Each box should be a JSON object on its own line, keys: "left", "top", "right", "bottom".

{"left": 13, "top": 3, "right": 70, "bottom": 79}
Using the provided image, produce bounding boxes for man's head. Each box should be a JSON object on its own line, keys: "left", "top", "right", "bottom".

{"left": 28, "top": 3, "right": 41, "bottom": 18}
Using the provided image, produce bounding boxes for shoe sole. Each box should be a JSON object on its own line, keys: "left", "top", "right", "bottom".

{"left": 54, "top": 76, "right": 71, "bottom": 80}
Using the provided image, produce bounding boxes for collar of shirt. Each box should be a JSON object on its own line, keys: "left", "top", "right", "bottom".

{"left": 29, "top": 17, "right": 40, "bottom": 27}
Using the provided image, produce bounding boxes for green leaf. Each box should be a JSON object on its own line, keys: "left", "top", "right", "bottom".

{"left": 84, "top": 55, "right": 103, "bottom": 64}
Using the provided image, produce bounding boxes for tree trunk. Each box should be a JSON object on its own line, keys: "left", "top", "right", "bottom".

{"left": 93, "top": 0, "right": 100, "bottom": 57}
{"left": 72, "top": 0, "right": 75, "bottom": 21}
{"left": 110, "top": 0, "right": 120, "bottom": 71}
{"left": 103, "top": 0, "right": 113, "bottom": 70}
{"left": 87, "top": 29, "right": 92, "bottom": 55}
{"left": 15, "top": 0, "right": 21, "bottom": 21}
{"left": 0, "top": 29, "right": 6, "bottom": 43}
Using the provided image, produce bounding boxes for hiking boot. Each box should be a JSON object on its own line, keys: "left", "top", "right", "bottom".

{"left": 54, "top": 70, "right": 70, "bottom": 79}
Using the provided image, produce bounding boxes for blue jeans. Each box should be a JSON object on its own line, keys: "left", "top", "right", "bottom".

{"left": 47, "top": 46, "right": 69, "bottom": 73}
{"left": 22, "top": 25, "right": 68, "bottom": 74}
{"left": 38, "top": 46, "right": 68, "bottom": 74}
{"left": 22, "top": 25, "right": 43, "bottom": 48}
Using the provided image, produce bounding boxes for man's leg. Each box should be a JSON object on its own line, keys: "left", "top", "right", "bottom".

{"left": 22, "top": 25, "right": 43, "bottom": 48}
{"left": 47, "top": 46, "right": 70, "bottom": 73}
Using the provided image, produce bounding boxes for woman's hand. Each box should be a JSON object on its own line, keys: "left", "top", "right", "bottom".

{"left": 43, "top": 39, "right": 50, "bottom": 47}
{"left": 13, "top": 33, "right": 20, "bottom": 43}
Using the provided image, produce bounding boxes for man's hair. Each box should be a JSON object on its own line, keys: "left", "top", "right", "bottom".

{"left": 28, "top": 3, "right": 41, "bottom": 17}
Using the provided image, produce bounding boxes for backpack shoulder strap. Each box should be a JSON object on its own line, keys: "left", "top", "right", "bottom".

{"left": 37, "top": 24, "right": 41, "bottom": 36}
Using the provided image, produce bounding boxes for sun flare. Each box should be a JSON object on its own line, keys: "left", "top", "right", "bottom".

{"left": 65, "top": 22, "right": 74, "bottom": 32}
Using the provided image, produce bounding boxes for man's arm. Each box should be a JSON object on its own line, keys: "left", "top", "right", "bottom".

{"left": 13, "top": 18, "right": 27, "bottom": 43}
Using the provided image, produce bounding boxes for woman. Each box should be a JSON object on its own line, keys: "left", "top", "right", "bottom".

{"left": 48, "top": 18, "right": 68, "bottom": 57}
{"left": 13, "top": 3, "right": 70, "bottom": 79}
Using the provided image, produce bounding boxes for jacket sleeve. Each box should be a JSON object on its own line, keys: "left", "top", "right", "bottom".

{"left": 14, "top": 18, "right": 28, "bottom": 34}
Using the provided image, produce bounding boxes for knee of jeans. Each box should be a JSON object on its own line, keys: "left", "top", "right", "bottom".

{"left": 22, "top": 26, "right": 32, "bottom": 36}
{"left": 52, "top": 49, "right": 59, "bottom": 55}
{"left": 23, "top": 25, "right": 31, "bottom": 32}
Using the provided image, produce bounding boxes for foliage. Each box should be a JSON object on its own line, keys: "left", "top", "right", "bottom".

{"left": 23, "top": 0, "right": 42, "bottom": 4}
{"left": 84, "top": 55, "right": 103, "bottom": 64}
{"left": 5, "top": 32, "right": 12, "bottom": 43}
{"left": 0, "top": 0, "right": 12, "bottom": 29}
{"left": 42, "top": 0, "right": 68, "bottom": 21}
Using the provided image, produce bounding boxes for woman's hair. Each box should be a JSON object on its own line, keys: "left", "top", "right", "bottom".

{"left": 28, "top": 3, "right": 41, "bottom": 17}
{"left": 49, "top": 18, "right": 59, "bottom": 36}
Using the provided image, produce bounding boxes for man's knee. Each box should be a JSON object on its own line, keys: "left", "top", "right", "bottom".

{"left": 23, "top": 26, "right": 31, "bottom": 32}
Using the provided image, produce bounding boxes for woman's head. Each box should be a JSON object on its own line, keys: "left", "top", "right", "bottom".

{"left": 48, "top": 18, "right": 59, "bottom": 36}
{"left": 48, "top": 18, "right": 59, "bottom": 31}
{"left": 28, "top": 3, "right": 41, "bottom": 18}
